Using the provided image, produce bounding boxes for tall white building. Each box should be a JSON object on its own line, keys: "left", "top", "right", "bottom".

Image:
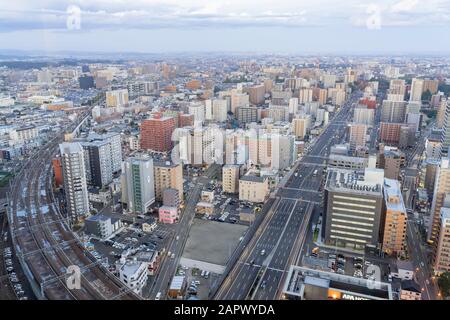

{"left": 122, "top": 156, "right": 155, "bottom": 214}
{"left": 212, "top": 99, "right": 228, "bottom": 122}
{"left": 59, "top": 142, "right": 90, "bottom": 223}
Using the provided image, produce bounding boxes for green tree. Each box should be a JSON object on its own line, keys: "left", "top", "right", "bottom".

{"left": 422, "top": 89, "right": 432, "bottom": 101}
{"left": 438, "top": 272, "right": 450, "bottom": 298}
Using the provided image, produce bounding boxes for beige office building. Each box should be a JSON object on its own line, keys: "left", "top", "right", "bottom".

{"left": 153, "top": 161, "right": 183, "bottom": 202}
{"left": 223, "top": 165, "right": 240, "bottom": 194}
{"left": 292, "top": 115, "right": 311, "bottom": 140}
{"left": 239, "top": 171, "right": 269, "bottom": 203}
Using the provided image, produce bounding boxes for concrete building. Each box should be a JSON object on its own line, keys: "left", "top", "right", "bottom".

{"left": 223, "top": 164, "right": 240, "bottom": 194}
{"left": 59, "top": 142, "right": 90, "bottom": 223}
{"left": 328, "top": 154, "right": 368, "bottom": 170}
{"left": 409, "top": 78, "right": 424, "bottom": 102}
{"left": 231, "top": 90, "right": 250, "bottom": 114}
{"left": 122, "top": 156, "right": 155, "bottom": 214}
{"left": 245, "top": 84, "right": 265, "bottom": 105}
{"left": 140, "top": 114, "right": 176, "bottom": 152}
{"left": 434, "top": 207, "right": 450, "bottom": 275}
{"left": 292, "top": 115, "right": 311, "bottom": 140}
{"left": 283, "top": 266, "right": 393, "bottom": 300}
{"left": 428, "top": 157, "right": 450, "bottom": 244}
{"left": 85, "top": 214, "right": 122, "bottom": 239}
{"left": 158, "top": 205, "right": 179, "bottom": 224}
{"left": 389, "top": 79, "right": 406, "bottom": 96}
{"left": 271, "top": 134, "right": 295, "bottom": 171}
{"left": 400, "top": 280, "right": 422, "bottom": 300}
{"left": 383, "top": 150, "right": 402, "bottom": 180}
{"left": 118, "top": 261, "right": 148, "bottom": 296}
{"left": 212, "top": 99, "right": 228, "bottom": 122}
{"left": 323, "top": 168, "right": 385, "bottom": 250}
{"left": 353, "top": 106, "right": 374, "bottom": 126}
{"left": 239, "top": 170, "right": 269, "bottom": 203}
{"left": 106, "top": 89, "right": 129, "bottom": 108}
{"left": 188, "top": 103, "right": 206, "bottom": 123}
{"left": 153, "top": 160, "right": 183, "bottom": 202}
{"left": 381, "top": 100, "right": 406, "bottom": 123}
{"left": 349, "top": 124, "right": 367, "bottom": 152}
{"left": 80, "top": 132, "right": 122, "bottom": 188}
{"left": 236, "top": 106, "right": 258, "bottom": 124}
{"left": 382, "top": 179, "right": 407, "bottom": 256}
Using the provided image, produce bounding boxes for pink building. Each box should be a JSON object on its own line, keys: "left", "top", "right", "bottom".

{"left": 158, "top": 206, "right": 178, "bottom": 224}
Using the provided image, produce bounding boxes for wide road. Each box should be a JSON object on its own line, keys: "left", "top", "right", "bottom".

{"left": 149, "top": 164, "right": 220, "bottom": 299}
{"left": 214, "top": 91, "right": 360, "bottom": 300}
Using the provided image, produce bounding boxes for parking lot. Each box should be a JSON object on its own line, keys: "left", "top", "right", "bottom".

{"left": 174, "top": 265, "right": 217, "bottom": 300}
{"left": 303, "top": 247, "right": 391, "bottom": 282}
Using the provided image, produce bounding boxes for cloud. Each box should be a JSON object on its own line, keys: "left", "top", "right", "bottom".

{"left": 0, "top": 0, "right": 449, "bottom": 33}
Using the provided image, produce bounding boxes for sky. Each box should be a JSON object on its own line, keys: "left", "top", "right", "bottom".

{"left": 0, "top": 0, "right": 450, "bottom": 54}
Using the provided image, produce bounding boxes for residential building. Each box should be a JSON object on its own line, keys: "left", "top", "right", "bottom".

{"left": 382, "top": 179, "right": 407, "bottom": 256}
{"left": 59, "top": 142, "right": 90, "bottom": 223}
{"left": 122, "top": 156, "right": 155, "bottom": 214}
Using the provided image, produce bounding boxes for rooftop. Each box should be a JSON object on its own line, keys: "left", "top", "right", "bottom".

{"left": 383, "top": 178, "right": 406, "bottom": 213}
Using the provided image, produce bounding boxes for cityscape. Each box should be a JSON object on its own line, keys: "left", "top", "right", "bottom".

{"left": 0, "top": 0, "right": 450, "bottom": 307}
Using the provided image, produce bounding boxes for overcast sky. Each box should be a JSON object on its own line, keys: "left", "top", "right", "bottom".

{"left": 1, "top": 0, "right": 450, "bottom": 54}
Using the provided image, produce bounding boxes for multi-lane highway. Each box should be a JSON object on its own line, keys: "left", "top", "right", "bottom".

{"left": 214, "top": 91, "right": 360, "bottom": 300}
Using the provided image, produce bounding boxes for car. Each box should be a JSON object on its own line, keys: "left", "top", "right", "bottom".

{"left": 6, "top": 267, "right": 14, "bottom": 272}
{"left": 194, "top": 280, "right": 201, "bottom": 285}
{"left": 201, "top": 270, "right": 206, "bottom": 277}
{"left": 155, "top": 292, "right": 162, "bottom": 300}
{"left": 260, "top": 249, "right": 266, "bottom": 256}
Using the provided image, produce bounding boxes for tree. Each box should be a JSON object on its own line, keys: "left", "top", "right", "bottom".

{"left": 438, "top": 272, "right": 450, "bottom": 298}
{"left": 422, "top": 89, "right": 432, "bottom": 101}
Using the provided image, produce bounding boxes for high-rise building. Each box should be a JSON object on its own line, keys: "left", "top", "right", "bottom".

{"left": 121, "top": 156, "right": 155, "bottom": 214}
{"left": 222, "top": 165, "right": 240, "bottom": 194}
{"left": 237, "top": 106, "right": 258, "bottom": 124}
{"left": 246, "top": 84, "right": 265, "bottom": 105}
{"left": 382, "top": 179, "right": 407, "bottom": 256}
{"left": 212, "top": 99, "right": 228, "bottom": 122}
{"left": 434, "top": 206, "right": 450, "bottom": 275}
{"left": 80, "top": 132, "right": 122, "bottom": 188}
{"left": 381, "top": 100, "right": 406, "bottom": 123}
{"left": 292, "top": 115, "right": 311, "bottom": 140}
{"left": 106, "top": 89, "right": 129, "bottom": 108}
{"left": 299, "top": 88, "right": 313, "bottom": 104}
{"left": 59, "top": 142, "right": 90, "bottom": 223}
{"left": 323, "top": 168, "right": 385, "bottom": 250}
{"left": 436, "top": 98, "right": 448, "bottom": 129}
{"left": 440, "top": 100, "right": 450, "bottom": 155}
{"left": 140, "top": 115, "right": 176, "bottom": 152}
{"left": 271, "top": 134, "right": 295, "bottom": 171}
{"left": 383, "top": 150, "right": 402, "bottom": 180}
{"left": 389, "top": 79, "right": 406, "bottom": 97}
{"left": 188, "top": 103, "right": 205, "bottom": 123}
{"left": 422, "top": 79, "right": 439, "bottom": 95}
{"left": 153, "top": 160, "right": 183, "bottom": 202}
{"left": 409, "top": 78, "right": 424, "bottom": 102}
{"left": 353, "top": 105, "right": 375, "bottom": 126}
{"left": 428, "top": 158, "right": 450, "bottom": 245}
{"left": 231, "top": 90, "right": 250, "bottom": 114}
{"left": 349, "top": 124, "right": 367, "bottom": 151}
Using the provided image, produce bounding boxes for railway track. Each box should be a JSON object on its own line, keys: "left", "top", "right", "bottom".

{"left": 9, "top": 134, "right": 139, "bottom": 300}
